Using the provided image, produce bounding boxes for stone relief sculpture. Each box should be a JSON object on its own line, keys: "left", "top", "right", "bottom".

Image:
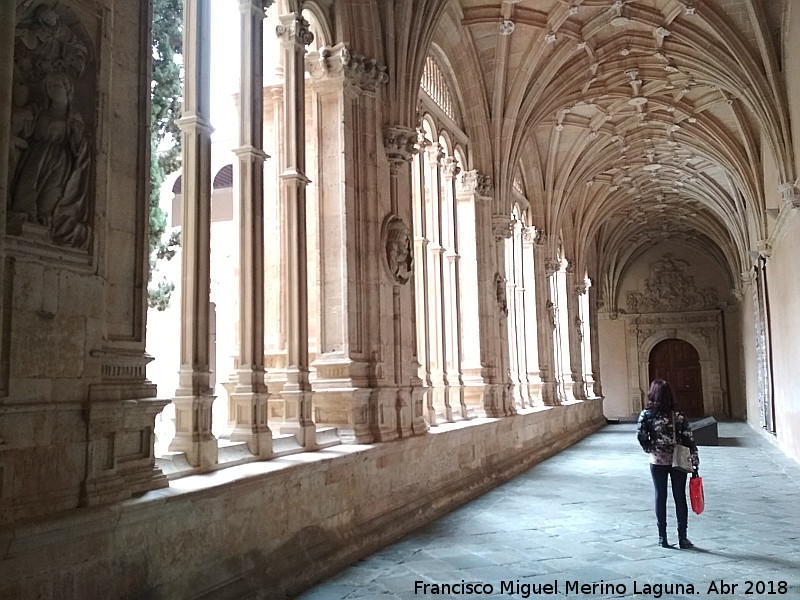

{"left": 7, "top": 3, "right": 94, "bottom": 250}
{"left": 495, "top": 273, "right": 508, "bottom": 316}
{"left": 626, "top": 253, "right": 719, "bottom": 313}
{"left": 383, "top": 215, "right": 413, "bottom": 285}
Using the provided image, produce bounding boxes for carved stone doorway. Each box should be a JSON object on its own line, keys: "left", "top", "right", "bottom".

{"left": 649, "top": 339, "right": 704, "bottom": 417}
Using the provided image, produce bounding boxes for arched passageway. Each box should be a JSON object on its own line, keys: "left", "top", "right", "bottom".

{"left": 649, "top": 338, "right": 704, "bottom": 417}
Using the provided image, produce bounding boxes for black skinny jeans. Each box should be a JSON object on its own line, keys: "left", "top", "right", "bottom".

{"left": 649, "top": 464, "right": 688, "bottom": 536}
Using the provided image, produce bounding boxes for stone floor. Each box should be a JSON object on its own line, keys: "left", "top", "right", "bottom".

{"left": 298, "top": 422, "right": 800, "bottom": 600}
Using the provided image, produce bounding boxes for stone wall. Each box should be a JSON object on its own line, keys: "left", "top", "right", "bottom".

{"left": 0, "top": 399, "right": 605, "bottom": 599}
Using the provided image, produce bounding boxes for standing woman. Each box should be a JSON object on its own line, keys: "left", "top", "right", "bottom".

{"left": 637, "top": 379, "right": 699, "bottom": 548}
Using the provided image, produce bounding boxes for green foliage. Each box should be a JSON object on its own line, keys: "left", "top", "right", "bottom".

{"left": 148, "top": 0, "right": 183, "bottom": 311}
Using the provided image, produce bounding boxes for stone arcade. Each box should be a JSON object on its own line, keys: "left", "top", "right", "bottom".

{"left": 1, "top": 0, "right": 800, "bottom": 598}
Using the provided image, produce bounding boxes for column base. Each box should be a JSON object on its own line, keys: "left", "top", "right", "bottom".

{"left": 82, "top": 397, "right": 170, "bottom": 507}
{"left": 410, "top": 383, "right": 429, "bottom": 434}
{"left": 310, "top": 357, "right": 373, "bottom": 443}
{"left": 371, "top": 388, "right": 399, "bottom": 442}
{"left": 280, "top": 388, "right": 316, "bottom": 449}
{"left": 229, "top": 390, "right": 272, "bottom": 458}
{"left": 169, "top": 395, "right": 218, "bottom": 469}
{"left": 279, "top": 422, "right": 317, "bottom": 449}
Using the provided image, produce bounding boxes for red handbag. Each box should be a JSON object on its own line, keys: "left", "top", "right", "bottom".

{"left": 690, "top": 475, "right": 704, "bottom": 514}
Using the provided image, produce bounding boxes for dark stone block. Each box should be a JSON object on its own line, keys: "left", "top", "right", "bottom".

{"left": 690, "top": 417, "right": 718, "bottom": 446}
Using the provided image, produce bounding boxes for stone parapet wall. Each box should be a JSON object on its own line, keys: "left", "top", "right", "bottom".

{"left": 0, "top": 399, "right": 604, "bottom": 599}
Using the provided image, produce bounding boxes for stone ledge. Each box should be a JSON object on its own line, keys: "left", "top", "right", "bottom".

{"left": 0, "top": 398, "right": 605, "bottom": 600}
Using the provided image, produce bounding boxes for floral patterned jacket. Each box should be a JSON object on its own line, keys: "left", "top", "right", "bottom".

{"left": 637, "top": 409, "right": 700, "bottom": 469}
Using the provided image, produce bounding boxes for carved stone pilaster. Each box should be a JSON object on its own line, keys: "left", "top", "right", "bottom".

{"left": 306, "top": 43, "right": 388, "bottom": 92}
{"left": 779, "top": 182, "right": 799, "bottom": 209}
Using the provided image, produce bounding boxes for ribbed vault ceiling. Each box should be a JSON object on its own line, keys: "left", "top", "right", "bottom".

{"left": 455, "top": 0, "right": 794, "bottom": 297}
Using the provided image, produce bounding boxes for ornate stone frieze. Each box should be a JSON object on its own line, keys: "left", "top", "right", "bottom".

{"left": 276, "top": 14, "right": 314, "bottom": 48}
{"left": 383, "top": 126, "right": 418, "bottom": 165}
{"left": 382, "top": 214, "right": 413, "bottom": 285}
{"left": 626, "top": 254, "right": 719, "bottom": 313}
{"left": 8, "top": 2, "right": 96, "bottom": 250}
{"left": 305, "top": 44, "right": 388, "bottom": 92}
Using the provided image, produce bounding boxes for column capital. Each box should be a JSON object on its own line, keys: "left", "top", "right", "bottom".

{"left": 565, "top": 259, "right": 576, "bottom": 275}
{"left": 573, "top": 282, "right": 588, "bottom": 296}
{"left": 425, "top": 141, "right": 444, "bottom": 165}
{"left": 306, "top": 43, "right": 388, "bottom": 91}
{"left": 238, "top": 0, "right": 272, "bottom": 18}
{"left": 521, "top": 225, "right": 536, "bottom": 244}
{"left": 440, "top": 156, "right": 460, "bottom": 179}
{"left": 545, "top": 259, "right": 561, "bottom": 276}
{"left": 276, "top": 13, "right": 314, "bottom": 48}
{"left": 175, "top": 114, "right": 215, "bottom": 135}
{"left": 383, "top": 126, "right": 418, "bottom": 166}
{"left": 492, "top": 215, "right": 513, "bottom": 240}
{"left": 779, "top": 181, "right": 799, "bottom": 209}
{"left": 233, "top": 145, "right": 270, "bottom": 161}
{"left": 457, "top": 170, "right": 493, "bottom": 197}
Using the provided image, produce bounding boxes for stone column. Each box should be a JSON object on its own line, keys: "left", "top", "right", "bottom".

{"left": 170, "top": 0, "right": 217, "bottom": 468}
{"left": 587, "top": 282, "right": 603, "bottom": 398}
{"left": 412, "top": 134, "right": 434, "bottom": 424}
{"left": 521, "top": 226, "right": 543, "bottom": 404}
{"left": 304, "top": 44, "right": 389, "bottom": 443}
{"left": 0, "top": 0, "right": 12, "bottom": 394}
{"left": 424, "top": 143, "right": 449, "bottom": 420}
{"left": 532, "top": 236, "right": 559, "bottom": 406}
{"left": 276, "top": 13, "right": 316, "bottom": 448}
{"left": 440, "top": 155, "right": 466, "bottom": 420}
{"left": 455, "top": 172, "right": 494, "bottom": 415}
{"left": 565, "top": 264, "right": 587, "bottom": 401}
{"left": 228, "top": 0, "right": 272, "bottom": 457}
{"left": 382, "top": 126, "right": 427, "bottom": 440}
{"left": 579, "top": 279, "right": 597, "bottom": 398}
{"left": 490, "top": 215, "right": 515, "bottom": 416}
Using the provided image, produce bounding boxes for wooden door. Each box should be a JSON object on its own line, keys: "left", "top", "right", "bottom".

{"left": 648, "top": 339, "right": 704, "bottom": 417}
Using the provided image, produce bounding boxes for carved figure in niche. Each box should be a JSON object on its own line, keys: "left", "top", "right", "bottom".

{"left": 546, "top": 300, "right": 556, "bottom": 329}
{"left": 8, "top": 3, "right": 93, "bottom": 250}
{"left": 384, "top": 217, "right": 413, "bottom": 285}
{"left": 495, "top": 274, "right": 508, "bottom": 316}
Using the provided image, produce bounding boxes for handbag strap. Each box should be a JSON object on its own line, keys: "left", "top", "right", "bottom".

{"left": 671, "top": 412, "right": 677, "bottom": 444}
